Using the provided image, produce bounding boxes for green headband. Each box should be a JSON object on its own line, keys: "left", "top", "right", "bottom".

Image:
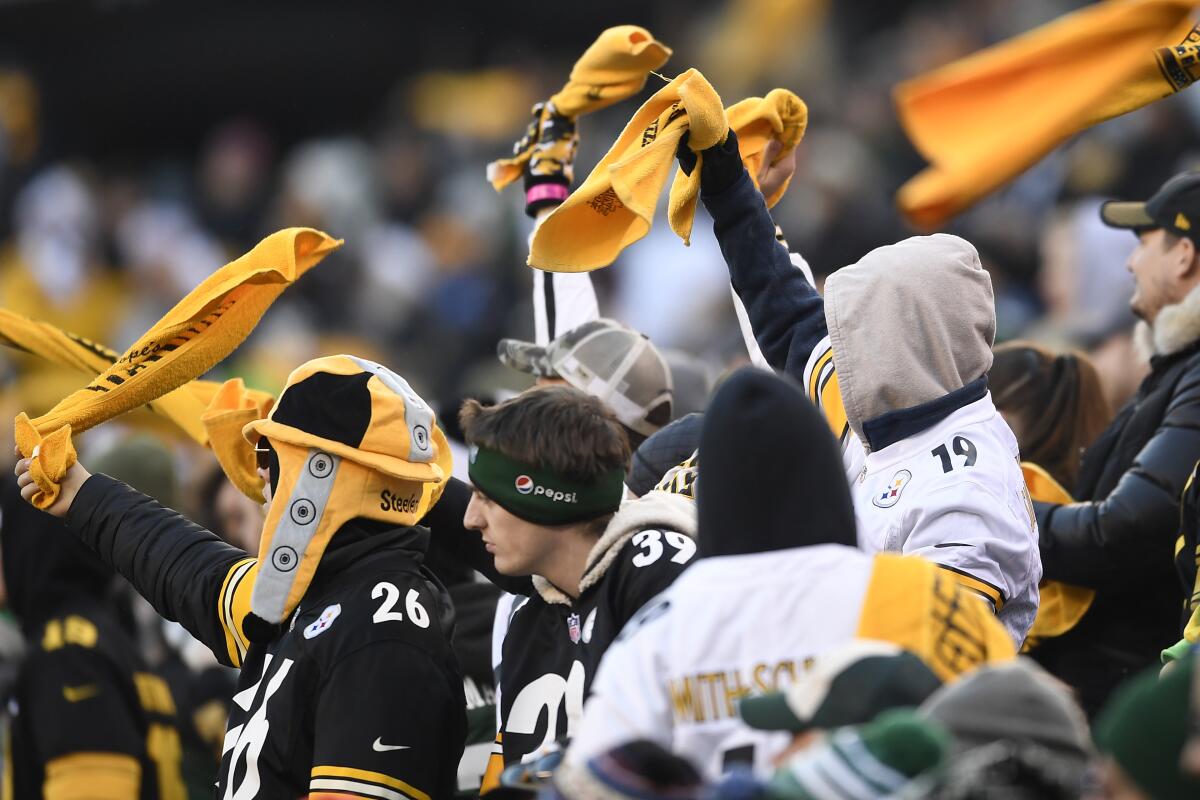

{"left": 467, "top": 445, "right": 625, "bottom": 525}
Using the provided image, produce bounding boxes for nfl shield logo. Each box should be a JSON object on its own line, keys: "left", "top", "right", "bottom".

{"left": 567, "top": 613, "right": 582, "bottom": 644}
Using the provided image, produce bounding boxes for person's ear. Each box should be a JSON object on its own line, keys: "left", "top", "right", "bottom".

{"left": 1174, "top": 235, "right": 1198, "bottom": 281}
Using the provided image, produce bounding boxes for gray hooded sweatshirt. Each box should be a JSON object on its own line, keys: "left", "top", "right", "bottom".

{"left": 700, "top": 166, "right": 1039, "bottom": 644}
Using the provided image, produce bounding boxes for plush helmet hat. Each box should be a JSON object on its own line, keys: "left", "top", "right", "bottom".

{"left": 240, "top": 355, "right": 451, "bottom": 625}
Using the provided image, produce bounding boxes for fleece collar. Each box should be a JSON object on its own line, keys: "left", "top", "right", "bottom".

{"left": 1139, "top": 282, "right": 1200, "bottom": 358}
{"left": 531, "top": 490, "right": 697, "bottom": 606}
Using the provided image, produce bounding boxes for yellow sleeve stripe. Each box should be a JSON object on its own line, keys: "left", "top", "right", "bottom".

{"left": 480, "top": 733, "right": 504, "bottom": 795}
{"left": 44, "top": 753, "right": 140, "bottom": 800}
{"left": 218, "top": 558, "right": 257, "bottom": 667}
{"left": 806, "top": 348, "right": 834, "bottom": 402}
{"left": 937, "top": 564, "right": 1005, "bottom": 611}
{"left": 311, "top": 766, "right": 430, "bottom": 800}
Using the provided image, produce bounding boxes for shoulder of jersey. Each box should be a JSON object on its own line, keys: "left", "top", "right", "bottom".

{"left": 614, "top": 527, "right": 698, "bottom": 576}
{"left": 291, "top": 569, "right": 449, "bottom": 658}
{"left": 33, "top": 607, "right": 133, "bottom": 662}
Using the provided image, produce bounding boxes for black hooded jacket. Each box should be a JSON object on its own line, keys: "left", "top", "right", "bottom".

{"left": 1, "top": 477, "right": 186, "bottom": 800}
{"left": 1033, "top": 338, "right": 1200, "bottom": 716}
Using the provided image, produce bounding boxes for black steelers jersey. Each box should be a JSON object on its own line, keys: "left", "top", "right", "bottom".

{"left": 65, "top": 475, "right": 466, "bottom": 800}
{"left": 493, "top": 531, "right": 695, "bottom": 768}
{"left": 6, "top": 602, "right": 187, "bottom": 800}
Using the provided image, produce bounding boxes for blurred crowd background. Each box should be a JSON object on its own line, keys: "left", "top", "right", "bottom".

{"left": 0, "top": 0, "right": 1194, "bottom": 505}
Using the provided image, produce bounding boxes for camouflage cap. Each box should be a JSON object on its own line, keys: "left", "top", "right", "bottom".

{"left": 497, "top": 318, "right": 673, "bottom": 437}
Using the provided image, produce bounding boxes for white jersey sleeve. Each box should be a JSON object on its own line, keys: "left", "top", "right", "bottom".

{"left": 904, "top": 480, "right": 1041, "bottom": 643}
{"left": 529, "top": 213, "right": 599, "bottom": 344}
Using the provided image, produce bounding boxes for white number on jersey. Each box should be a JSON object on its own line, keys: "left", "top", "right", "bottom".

{"left": 371, "top": 582, "right": 431, "bottom": 628}
{"left": 223, "top": 654, "right": 294, "bottom": 800}
{"left": 505, "top": 660, "right": 586, "bottom": 760}
{"left": 631, "top": 530, "right": 697, "bottom": 567}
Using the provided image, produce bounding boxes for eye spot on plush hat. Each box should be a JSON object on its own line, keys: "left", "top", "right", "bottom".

{"left": 308, "top": 452, "right": 333, "bottom": 479}
{"left": 290, "top": 499, "right": 316, "bottom": 525}
{"left": 413, "top": 425, "right": 429, "bottom": 451}
{"left": 272, "top": 546, "right": 298, "bottom": 572}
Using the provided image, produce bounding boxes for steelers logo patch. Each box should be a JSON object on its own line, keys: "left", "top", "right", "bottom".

{"left": 308, "top": 452, "right": 334, "bottom": 479}
{"left": 873, "top": 470, "right": 912, "bottom": 509}
{"left": 272, "top": 546, "right": 299, "bottom": 572}
{"left": 290, "top": 498, "right": 316, "bottom": 525}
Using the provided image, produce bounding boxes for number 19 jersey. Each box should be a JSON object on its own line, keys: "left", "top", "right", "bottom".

{"left": 847, "top": 392, "right": 1041, "bottom": 644}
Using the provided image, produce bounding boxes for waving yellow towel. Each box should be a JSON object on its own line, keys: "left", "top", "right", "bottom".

{"left": 0, "top": 309, "right": 275, "bottom": 446}
{"left": 488, "top": 25, "right": 672, "bottom": 191}
{"left": 895, "top": 0, "right": 1200, "bottom": 228}
{"left": 727, "top": 88, "right": 808, "bottom": 208}
{"left": 529, "top": 69, "right": 726, "bottom": 272}
{"left": 531, "top": 75, "right": 808, "bottom": 272}
{"left": 201, "top": 378, "right": 275, "bottom": 503}
{"left": 16, "top": 227, "right": 340, "bottom": 509}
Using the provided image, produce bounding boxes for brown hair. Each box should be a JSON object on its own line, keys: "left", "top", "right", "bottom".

{"left": 460, "top": 385, "right": 632, "bottom": 484}
{"left": 989, "top": 341, "right": 1112, "bottom": 493}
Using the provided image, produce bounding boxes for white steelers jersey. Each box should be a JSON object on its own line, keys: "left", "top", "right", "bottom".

{"left": 853, "top": 396, "right": 1040, "bottom": 643}
{"left": 802, "top": 337, "right": 1041, "bottom": 645}
{"left": 566, "top": 545, "right": 1016, "bottom": 781}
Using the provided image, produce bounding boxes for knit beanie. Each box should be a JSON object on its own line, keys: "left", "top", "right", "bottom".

{"left": 1094, "top": 657, "right": 1200, "bottom": 800}
{"left": 90, "top": 433, "right": 180, "bottom": 511}
{"left": 918, "top": 659, "right": 1091, "bottom": 777}
{"left": 698, "top": 367, "right": 855, "bottom": 557}
{"left": 767, "top": 710, "right": 948, "bottom": 799}
{"left": 547, "top": 740, "right": 705, "bottom": 800}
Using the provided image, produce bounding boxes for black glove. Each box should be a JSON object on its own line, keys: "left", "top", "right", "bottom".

{"left": 676, "top": 128, "right": 744, "bottom": 197}
{"left": 520, "top": 101, "right": 579, "bottom": 217}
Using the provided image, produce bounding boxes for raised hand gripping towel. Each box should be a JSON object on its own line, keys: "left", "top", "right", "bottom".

{"left": 0, "top": 309, "right": 263, "bottom": 446}
{"left": 895, "top": 0, "right": 1200, "bottom": 228}
{"left": 726, "top": 88, "right": 808, "bottom": 208}
{"left": 488, "top": 25, "right": 672, "bottom": 191}
{"left": 531, "top": 77, "right": 808, "bottom": 272}
{"left": 15, "top": 227, "right": 340, "bottom": 508}
{"left": 529, "top": 68, "right": 727, "bottom": 272}
{"left": 201, "top": 378, "right": 275, "bottom": 504}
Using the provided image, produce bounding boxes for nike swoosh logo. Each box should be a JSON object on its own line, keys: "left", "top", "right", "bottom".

{"left": 933, "top": 542, "right": 974, "bottom": 549}
{"left": 372, "top": 738, "right": 410, "bottom": 752}
{"left": 62, "top": 685, "right": 99, "bottom": 702}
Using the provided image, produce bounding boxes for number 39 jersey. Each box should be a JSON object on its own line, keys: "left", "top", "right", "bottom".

{"left": 492, "top": 493, "right": 697, "bottom": 771}
{"left": 846, "top": 391, "right": 1041, "bottom": 644}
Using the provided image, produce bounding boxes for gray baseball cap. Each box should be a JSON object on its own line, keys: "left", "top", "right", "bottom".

{"left": 497, "top": 318, "right": 673, "bottom": 438}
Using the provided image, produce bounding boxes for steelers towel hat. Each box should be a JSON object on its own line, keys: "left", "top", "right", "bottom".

{"left": 244, "top": 354, "right": 448, "bottom": 483}
{"left": 740, "top": 640, "right": 942, "bottom": 733}
{"left": 240, "top": 355, "right": 452, "bottom": 627}
{"left": 497, "top": 318, "right": 673, "bottom": 437}
{"left": 1101, "top": 171, "right": 1200, "bottom": 243}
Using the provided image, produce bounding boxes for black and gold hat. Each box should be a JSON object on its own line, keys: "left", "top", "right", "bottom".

{"left": 240, "top": 355, "right": 452, "bottom": 624}
{"left": 1101, "top": 171, "right": 1200, "bottom": 243}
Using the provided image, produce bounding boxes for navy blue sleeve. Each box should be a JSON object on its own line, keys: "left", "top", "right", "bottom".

{"left": 700, "top": 167, "right": 829, "bottom": 378}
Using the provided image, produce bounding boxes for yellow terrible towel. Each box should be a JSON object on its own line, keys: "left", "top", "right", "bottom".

{"left": 201, "top": 378, "right": 275, "bottom": 504}
{"left": 895, "top": 0, "right": 1200, "bottom": 228}
{"left": 530, "top": 68, "right": 728, "bottom": 272}
{"left": 16, "top": 227, "right": 340, "bottom": 509}
{"left": 488, "top": 25, "right": 672, "bottom": 191}
{"left": 726, "top": 88, "right": 808, "bottom": 208}
{"left": 0, "top": 309, "right": 242, "bottom": 446}
{"left": 1019, "top": 463, "right": 1094, "bottom": 653}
